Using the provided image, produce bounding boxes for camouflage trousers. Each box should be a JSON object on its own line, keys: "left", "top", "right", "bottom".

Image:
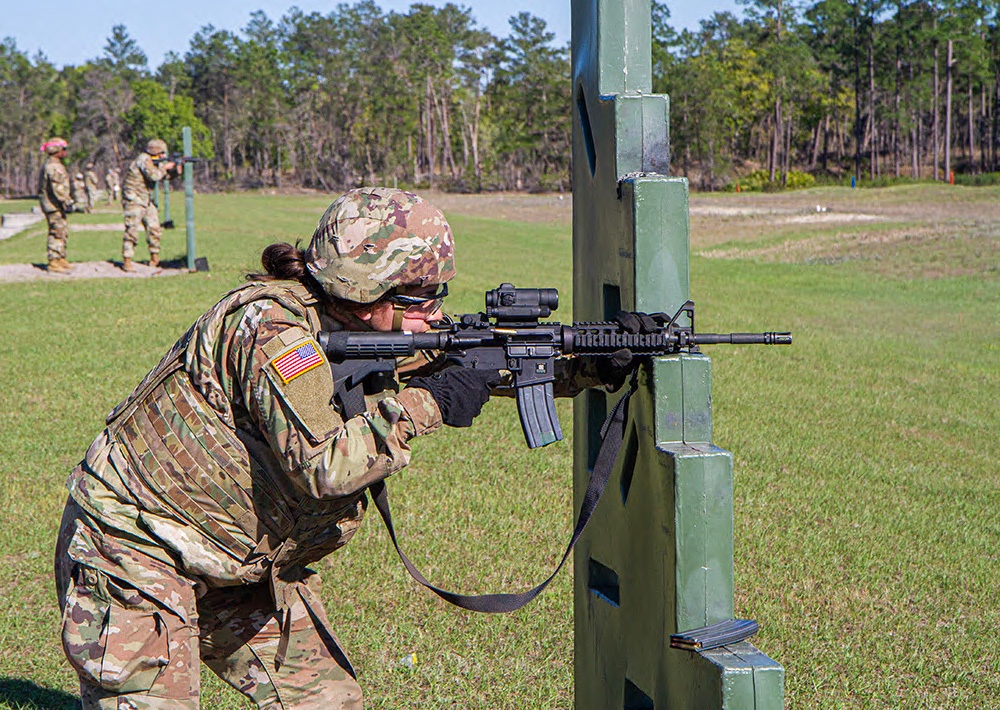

{"left": 122, "top": 202, "right": 161, "bottom": 260}
{"left": 45, "top": 209, "right": 69, "bottom": 261}
{"left": 56, "top": 501, "right": 363, "bottom": 709}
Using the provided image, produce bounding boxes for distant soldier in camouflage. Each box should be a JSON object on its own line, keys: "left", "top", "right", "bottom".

{"left": 72, "top": 170, "right": 89, "bottom": 213}
{"left": 105, "top": 166, "right": 120, "bottom": 205}
{"left": 84, "top": 162, "right": 99, "bottom": 212}
{"left": 37, "top": 137, "right": 75, "bottom": 273}
{"left": 54, "top": 187, "right": 618, "bottom": 708}
{"left": 121, "top": 138, "right": 174, "bottom": 271}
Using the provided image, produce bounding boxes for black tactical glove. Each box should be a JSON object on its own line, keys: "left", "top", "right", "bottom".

{"left": 612, "top": 310, "right": 663, "bottom": 335}
{"left": 594, "top": 311, "right": 665, "bottom": 390}
{"left": 407, "top": 367, "right": 502, "bottom": 428}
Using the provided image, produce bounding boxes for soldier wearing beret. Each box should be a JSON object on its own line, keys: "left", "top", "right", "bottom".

{"left": 120, "top": 139, "right": 174, "bottom": 271}
{"left": 37, "top": 137, "right": 75, "bottom": 273}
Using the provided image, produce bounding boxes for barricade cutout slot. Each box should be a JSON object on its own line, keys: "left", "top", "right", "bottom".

{"left": 588, "top": 557, "right": 620, "bottom": 607}
{"left": 619, "top": 423, "right": 639, "bottom": 505}
{"left": 623, "top": 678, "right": 654, "bottom": 709}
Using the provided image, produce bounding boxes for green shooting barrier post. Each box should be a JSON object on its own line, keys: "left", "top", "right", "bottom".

{"left": 571, "top": 1, "right": 785, "bottom": 707}
{"left": 182, "top": 126, "right": 199, "bottom": 271}
{"left": 163, "top": 177, "right": 172, "bottom": 228}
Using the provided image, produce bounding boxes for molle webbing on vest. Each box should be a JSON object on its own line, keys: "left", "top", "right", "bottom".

{"left": 103, "top": 281, "right": 324, "bottom": 568}
{"left": 117, "top": 375, "right": 265, "bottom": 560}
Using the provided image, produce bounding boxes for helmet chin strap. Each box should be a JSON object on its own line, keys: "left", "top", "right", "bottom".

{"left": 325, "top": 299, "right": 378, "bottom": 332}
{"left": 392, "top": 303, "right": 407, "bottom": 331}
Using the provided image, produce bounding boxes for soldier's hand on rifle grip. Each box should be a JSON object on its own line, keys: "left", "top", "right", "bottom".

{"left": 407, "top": 367, "right": 502, "bottom": 428}
{"left": 595, "top": 349, "right": 634, "bottom": 391}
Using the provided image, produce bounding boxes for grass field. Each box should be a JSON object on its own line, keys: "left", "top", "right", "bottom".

{"left": 0, "top": 185, "right": 997, "bottom": 708}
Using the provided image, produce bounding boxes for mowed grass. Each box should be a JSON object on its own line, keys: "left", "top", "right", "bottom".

{"left": 0, "top": 187, "right": 996, "bottom": 708}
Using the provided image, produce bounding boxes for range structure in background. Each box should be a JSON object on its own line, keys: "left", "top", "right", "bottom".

{"left": 571, "top": 1, "right": 785, "bottom": 707}
{"left": 182, "top": 126, "right": 205, "bottom": 271}
{"left": 162, "top": 176, "right": 172, "bottom": 229}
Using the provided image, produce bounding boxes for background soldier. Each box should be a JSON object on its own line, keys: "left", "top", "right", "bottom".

{"left": 84, "top": 162, "right": 99, "bottom": 212}
{"left": 105, "top": 166, "right": 120, "bottom": 204}
{"left": 71, "top": 170, "right": 89, "bottom": 213}
{"left": 121, "top": 138, "right": 174, "bottom": 270}
{"left": 37, "top": 137, "right": 75, "bottom": 272}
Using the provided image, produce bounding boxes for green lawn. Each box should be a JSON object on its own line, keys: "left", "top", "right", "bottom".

{"left": 0, "top": 189, "right": 996, "bottom": 708}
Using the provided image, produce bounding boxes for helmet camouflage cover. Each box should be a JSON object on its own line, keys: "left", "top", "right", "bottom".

{"left": 305, "top": 187, "right": 456, "bottom": 303}
{"left": 42, "top": 137, "right": 68, "bottom": 155}
{"left": 146, "top": 138, "right": 167, "bottom": 155}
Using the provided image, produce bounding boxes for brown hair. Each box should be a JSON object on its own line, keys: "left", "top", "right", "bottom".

{"left": 246, "top": 242, "right": 310, "bottom": 282}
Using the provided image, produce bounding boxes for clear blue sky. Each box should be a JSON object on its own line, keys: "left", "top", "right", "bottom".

{"left": 3, "top": 0, "right": 742, "bottom": 69}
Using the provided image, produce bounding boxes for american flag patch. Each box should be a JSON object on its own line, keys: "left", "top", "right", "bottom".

{"left": 271, "top": 340, "right": 324, "bottom": 384}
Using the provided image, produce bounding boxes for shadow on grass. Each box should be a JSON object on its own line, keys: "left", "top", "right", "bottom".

{"left": 0, "top": 678, "right": 78, "bottom": 709}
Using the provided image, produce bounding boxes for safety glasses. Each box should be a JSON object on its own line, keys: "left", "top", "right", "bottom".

{"left": 387, "top": 283, "right": 449, "bottom": 312}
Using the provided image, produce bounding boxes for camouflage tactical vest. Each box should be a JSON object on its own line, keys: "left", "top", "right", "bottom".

{"left": 38, "top": 156, "right": 70, "bottom": 214}
{"left": 104, "top": 281, "right": 368, "bottom": 599}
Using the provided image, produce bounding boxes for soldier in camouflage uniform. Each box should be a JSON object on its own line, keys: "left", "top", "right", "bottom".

{"left": 72, "top": 170, "right": 89, "bottom": 213}
{"left": 121, "top": 139, "right": 175, "bottom": 271}
{"left": 84, "top": 162, "right": 99, "bottom": 212}
{"left": 106, "top": 166, "right": 120, "bottom": 205}
{"left": 38, "top": 137, "right": 75, "bottom": 273}
{"left": 54, "top": 187, "right": 615, "bottom": 709}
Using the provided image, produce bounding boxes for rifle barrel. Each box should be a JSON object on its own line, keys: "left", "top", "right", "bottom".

{"left": 694, "top": 332, "right": 792, "bottom": 345}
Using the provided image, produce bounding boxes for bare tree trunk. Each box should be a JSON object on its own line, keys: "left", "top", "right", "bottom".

{"left": 869, "top": 35, "right": 877, "bottom": 180}
{"left": 981, "top": 84, "right": 988, "bottom": 171}
{"left": 811, "top": 119, "right": 822, "bottom": 170}
{"left": 409, "top": 135, "right": 416, "bottom": 182}
{"left": 823, "top": 112, "right": 831, "bottom": 172}
{"left": 968, "top": 80, "right": 975, "bottom": 172}
{"left": 770, "top": 98, "right": 781, "bottom": 182}
{"left": 853, "top": 2, "right": 863, "bottom": 183}
{"left": 783, "top": 113, "right": 792, "bottom": 185}
{"left": 910, "top": 60, "right": 919, "bottom": 178}
{"left": 838, "top": 115, "right": 846, "bottom": 163}
{"left": 472, "top": 89, "right": 482, "bottom": 189}
{"left": 425, "top": 76, "right": 435, "bottom": 188}
{"left": 895, "top": 56, "right": 902, "bottom": 178}
{"left": 934, "top": 43, "right": 940, "bottom": 180}
{"left": 945, "top": 39, "right": 953, "bottom": 180}
{"left": 993, "top": 70, "right": 1000, "bottom": 172}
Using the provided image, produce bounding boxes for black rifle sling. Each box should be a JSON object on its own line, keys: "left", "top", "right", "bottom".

{"left": 368, "top": 378, "right": 635, "bottom": 613}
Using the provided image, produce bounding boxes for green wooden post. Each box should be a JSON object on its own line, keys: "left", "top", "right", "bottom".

{"left": 183, "top": 126, "right": 196, "bottom": 270}
{"left": 153, "top": 181, "right": 160, "bottom": 210}
{"left": 163, "top": 177, "right": 171, "bottom": 226}
{"left": 571, "top": 1, "right": 785, "bottom": 708}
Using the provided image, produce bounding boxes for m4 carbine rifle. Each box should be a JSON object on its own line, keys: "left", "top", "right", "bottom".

{"left": 318, "top": 283, "right": 791, "bottom": 448}
{"left": 152, "top": 153, "right": 203, "bottom": 175}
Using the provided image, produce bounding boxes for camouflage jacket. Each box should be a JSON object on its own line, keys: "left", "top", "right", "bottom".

{"left": 64, "top": 280, "right": 606, "bottom": 619}
{"left": 66, "top": 281, "right": 442, "bottom": 615}
{"left": 84, "top": 169, "right": 98, "bottom": 191}
{"left": 37, "top": 156, "right": 72, "bottom": 214}
{"left": 122, "top": 152, "right": 168, "bottom": 205}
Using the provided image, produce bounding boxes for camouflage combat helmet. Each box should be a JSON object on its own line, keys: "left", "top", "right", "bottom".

{"left": 305, "top": 187, "right": 456, "bottom": 303}
{"left": 41, "top": 137, "right": 68, "bottom": 155}
{"left": 146, "top": 138, "right": 167, "bottom": 155}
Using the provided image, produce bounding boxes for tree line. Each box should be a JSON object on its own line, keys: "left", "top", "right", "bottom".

{"left": 2, "top": 0, "right": 998, "bottom": 195}
{"left": 658, "top": 0, "right": 1000, "bottom": 188}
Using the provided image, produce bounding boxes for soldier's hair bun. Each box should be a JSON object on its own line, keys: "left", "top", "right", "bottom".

{"left": 249, "top": 242, "right": 308, "bottom": 281}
